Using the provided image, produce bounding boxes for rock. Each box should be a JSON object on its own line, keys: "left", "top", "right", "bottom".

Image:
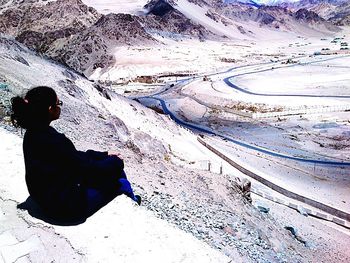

{"left": 294, "top": 8, "right": 324, "bottom": 23}
{"left": 14, "top": 55, "right": 29, "bottom": 66}
{"left": 297, "top": 206, "right": 309, "bottom": 217}
{"left": 93, "top": 84, "right": 111, "bottom": 100}
{"left": 62, "top": 69, "right": 78, "bottom": 81}
{"left": 284, "top": 226, "right": 297, "bottom": 236}
{"left": 235, "top": 177, "right": 252, "bottom": 203}
{"left": 145, "top": 0, "right": 174, "bottom": 16}
{"left": 284, "top": 226, "right": 307, "bottom": 245}
{"left": 223, "top": 226, "right": 235, "bottom": 236}
{"left": 295, "top": 235, "right": 307, "bottom": 245}
{"left": 257, "top": 206, "right": 269, "bottom": 213}
{"left": 57, "top": 79, "right": 85, "bottom": 98}
{"left": 0, "top": 83, "right": 9, "bottom": 91}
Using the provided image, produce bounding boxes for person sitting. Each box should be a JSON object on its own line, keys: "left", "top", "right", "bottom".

{"left": 11, "top": 86, "right": 140, "bottom": 221}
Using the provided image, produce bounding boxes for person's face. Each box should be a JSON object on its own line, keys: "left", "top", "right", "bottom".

{"left": 48, "top": 97, "right": 62, "bottom": 122}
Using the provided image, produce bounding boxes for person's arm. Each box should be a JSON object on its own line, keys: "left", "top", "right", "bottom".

{"left": 84, "top": 149, "right": 108, "bottom": 160}
{"left": 51, "top": 131, "right": 124, "bottom": 177}
{"left": 78, "top": 147, "right": 121, "bottom": 161}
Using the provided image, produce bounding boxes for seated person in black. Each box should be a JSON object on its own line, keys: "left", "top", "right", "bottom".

{"left": 11, "top": 86, "right": 140, "bottom": 221}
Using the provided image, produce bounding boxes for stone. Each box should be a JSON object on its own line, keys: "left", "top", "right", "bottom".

{"left": 257, "top": 206, "right": 270, "bottom": 213}
{"left": 297, "top": 206, "right": 309, "bottom": 217}
{"left": 284, "top": 226, "right": 297, "bottom": 236}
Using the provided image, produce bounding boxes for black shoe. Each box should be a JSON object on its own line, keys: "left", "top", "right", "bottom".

{"left": 134, "top": 195, "right": 141, "bottom": 206}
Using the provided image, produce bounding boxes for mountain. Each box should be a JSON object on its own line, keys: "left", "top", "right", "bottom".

{"left": 1, "top": 34, "right": 336, "bottom": 263}
{"left": 50, "top": 13, "right": 158, "bottom": 74}
{"left": 236, "top": 0, "right": 299, "bottom": 6}
{"left": 0, "top": 0, "right": 343, "bottom": 79}
{"left": 280, "top": 0, "right": 350, "bottom": 24}
{"left": 327, "top": 1, "right": 350, "bottom": 25}
{"left": 236, "top": 0, "right": 348, "bottom": 6}
{"left": 0, "top": 2, "right": 349, "bottom": 262}
{"left": 0, "top": 0, "right": 214, "bottom": 75}
{"left": 219, "top": 0, "right": 339, "bottom": 34}
{"left": 143, "top": 0, "right": 212, "bottom": 40}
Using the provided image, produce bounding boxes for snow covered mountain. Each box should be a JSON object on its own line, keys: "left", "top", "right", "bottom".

{"left": 2, "top": 29, "right": 349, "bottom": 263}
{"left": 0, "top": 1, "right": 349, "bottom": 262}
{"left": 282, "top": 0, "right": 350, "bottom": 24}
{"left": 0, "top": 0, "right": 344, "bottom": 78}
{"left": 236, "top": 0, "right": 348, "bottom": 6}
{"left": 235, "top": 0, "right": 299, "bottom": 6}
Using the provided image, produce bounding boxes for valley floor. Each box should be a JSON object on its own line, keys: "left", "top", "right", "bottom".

{"left": 110, "top": 28, "right": 350, "bottom": 261}
{"left": 0, "top": 20, "right": 349, "bottom": 263}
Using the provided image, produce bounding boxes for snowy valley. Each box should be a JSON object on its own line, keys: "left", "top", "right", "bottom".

{"left": 0, "top": 0, "right": 350, "bottom": 262}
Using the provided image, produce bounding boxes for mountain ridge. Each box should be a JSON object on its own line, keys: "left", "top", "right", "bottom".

{"left": 0, "top": 0, "right": 345, "bottom": 81}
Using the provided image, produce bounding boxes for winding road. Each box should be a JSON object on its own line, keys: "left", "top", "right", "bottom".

{"left": 224, "top": 55, "right": 350, "bottom": 98}
{"left": 139, "top": 54, "right": 350, "bottom": 166}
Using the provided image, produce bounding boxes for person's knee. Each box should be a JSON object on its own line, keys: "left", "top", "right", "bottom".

{"left": 118, "top": 178, "right": 131, "bottom": 189}
{"left": 120, "top": 170, "right": 127, "bottom": 179}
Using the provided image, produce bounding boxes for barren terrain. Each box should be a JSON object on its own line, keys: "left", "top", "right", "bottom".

{"left": 0, "top": 0, "right": 350, "bottom": 262}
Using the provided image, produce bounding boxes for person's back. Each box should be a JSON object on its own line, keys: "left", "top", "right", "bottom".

{"left": 11, "top": 86, "right": 140, "bottom": 221}
{"left": 23, "top": 125, "right": 86, "bottom": 218}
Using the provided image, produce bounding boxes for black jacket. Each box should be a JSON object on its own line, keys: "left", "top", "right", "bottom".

{"left": 23, "top": 126, "right": 124, "bottom": 217}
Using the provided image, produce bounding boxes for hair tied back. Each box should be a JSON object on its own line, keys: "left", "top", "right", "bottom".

{"left": 11, "top": 86, "right": 57, "bottom": 129}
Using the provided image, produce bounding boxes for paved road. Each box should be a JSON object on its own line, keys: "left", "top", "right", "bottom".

{"left": 224, "top": 55, "right": 350, "bottom": 98}
{"left": 148, "top": 55, "right": 294, "bottom": 97}
{"left": 147, "top": 97, "right": 350, "bottom": 166}
{"left": 139, "top": 55, "right": 350, "bottom": 166}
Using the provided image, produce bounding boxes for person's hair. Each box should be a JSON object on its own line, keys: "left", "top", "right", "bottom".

{"left": 11, "top": 86, "right": 57, "bottom": 129}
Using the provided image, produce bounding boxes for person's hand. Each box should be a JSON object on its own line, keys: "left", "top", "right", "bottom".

{"left": 108, "top": 151, "right": 121, "bottom": 158}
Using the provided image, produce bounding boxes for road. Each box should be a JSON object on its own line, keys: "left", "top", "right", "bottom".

{"left": 224, "top": 55, "right": 350, "bottom": 98}
{"left": 138, "top": 54, "right": 350, "bottom": 166}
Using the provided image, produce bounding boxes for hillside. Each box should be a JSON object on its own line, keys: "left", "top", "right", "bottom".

{"left": 1, "top": 31, "right": 350, "bottom": 262}
{"left": 0, "top": 0, "right": 342, "bottom": 79}
{"left": 0, "top": 0, "right": 349, "bottom": 262}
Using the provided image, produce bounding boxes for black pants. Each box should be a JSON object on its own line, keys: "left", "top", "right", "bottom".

{"left": 50, "top": 170, "right": 136, "bottom": 221}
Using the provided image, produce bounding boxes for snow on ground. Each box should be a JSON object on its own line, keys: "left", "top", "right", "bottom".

{"left": 174, "top": 0, "right": 333, "bottom": 40}
{"left": 0, "top": 37, "right": 245, "bottom": 171}
{"left": 0, "top": 39, "right": 243, "bottom": 262}
{"left": 91, "top": 28, "right": 348, "bottom": 85}
{"left": 0, "top": 128, "right": 230, "bottom": 263}
{"left": 50, "top": 195, "right": 231, "bottom": 263}
{"left": 181, "top": 77, "right": 349, "bottom": 109}
{"left": 180, "top": 62, "right": 350, "bottom": 115}
{"left": 1, "top": 13, "right": 349, "bottom": 261}
{"left": 81, "top": 0, "right": 148, "bottom": 15}
{"left": 90, "top": 39, "right": 253, "bottom": 82}
{"left": 175, "top": 50, "right": 350, "bottom": 161}
{"left": 156, "top": 88, "right": 350, "bottom": 212}
{"left": 175, "top": 0, "right": 244, "bottom": 39}
{"left": 119, "top": 28, "right": 350, "bottom": 227}
{"left": 91, "top": 27, "right": 350, "bottom": 215}
{"left": 0, "top": 128, "right": 27, "bottom": 202}
{"left": 207, "top": 135, "right": 350, "bottom": 213}
{"left": 233, "top": 56, "right": 350, "bottom": 96}
{"left": 251, "top": 193, "right": 350, "bottom": 262}
{"left": 80, "top": 79, "right": 239, "bottom": 167}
